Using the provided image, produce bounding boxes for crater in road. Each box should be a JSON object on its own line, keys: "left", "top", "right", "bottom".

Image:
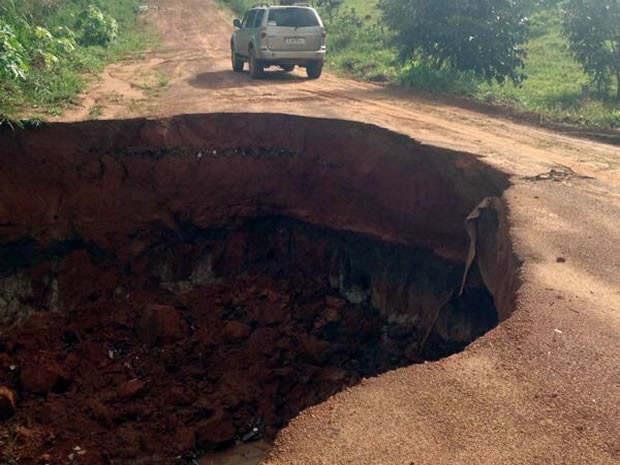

{"left": 0, "top": 113, "right": 519, "bottom": 464}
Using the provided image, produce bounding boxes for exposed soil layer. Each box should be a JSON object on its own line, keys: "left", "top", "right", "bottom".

{"left": 0, "top": 114, "right": 518, "bottom": 464}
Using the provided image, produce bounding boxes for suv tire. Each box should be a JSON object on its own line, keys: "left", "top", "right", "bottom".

{"left": 231, "top": 48, "right": 244, "bottom": 72}
{"left": 306, "top": 61, "right": 323, "bottom": 79}
{"left": 248, "top": 48, "right": 263, "bottom": 79}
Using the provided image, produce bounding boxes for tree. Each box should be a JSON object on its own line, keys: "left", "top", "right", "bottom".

{"left": 563, "top": 0, "right": 620, "bottom": 99}
{"left": 378, "top": 0, "right": 529, "bottom": 84}
{"left": 317, "top": 0, "right": 344, "bottom": 23}
{"left": 76, "top": 4, "right": 118, "bottom": 47}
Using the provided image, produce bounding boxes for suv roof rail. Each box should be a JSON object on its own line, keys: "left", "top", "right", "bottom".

{"left": 279, "top": 1, "right": 312, "bottom": 5}
{"left": 251, "top": 3, "right": 271, "bottom": 8}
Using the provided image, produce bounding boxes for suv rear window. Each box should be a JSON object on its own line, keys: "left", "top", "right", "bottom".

{"left": 267, "top": 8, "right": 319, "bottom": 27}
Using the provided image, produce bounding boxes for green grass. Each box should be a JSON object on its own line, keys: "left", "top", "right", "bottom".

{"left": 480, "top": 29, "right": 588, "bottom": 109}
{"left": 0, "top": 0, "right": 159, "bottom": 124}
{"left": 88, "top": 103, "right": 103, "bottom": 119}
{"left": 338, "top": 0, "right": 378, "bottom": 19}
{"left": 476, "top": 24, "right": 620, "bottom": 128}
{"left": 322, "top": 1, "right": 620, "bottom": 129}
{"left": 219, "top": 0, "right": 254, "bottom": 15}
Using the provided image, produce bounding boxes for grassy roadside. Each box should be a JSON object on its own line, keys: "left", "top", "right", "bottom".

{"left": 220, "top": 0, "right": 619, "bottom": 129}
{"left": 328, "top": 0, "right": 619, "bottom": 129}
{"left": 0, "top": 0, "right": 159, "bottom": 125}
{"left": 476, "top": 14, "right": 620, "bottom": 128}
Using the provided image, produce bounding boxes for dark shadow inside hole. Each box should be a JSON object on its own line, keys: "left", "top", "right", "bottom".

{"left": 142, "top": 216, "right": 500, "bottom": 454}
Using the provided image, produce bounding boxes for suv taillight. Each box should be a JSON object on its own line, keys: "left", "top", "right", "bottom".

{"left": 321, "top": 30, "right": 326, "bottom": 39}
{"left": 260, "top": 31, "right": 267, "bottom": 39}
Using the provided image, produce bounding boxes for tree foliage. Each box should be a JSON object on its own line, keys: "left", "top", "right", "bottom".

{"left": 316, "top": 0, "right": 344, "bottom": 22}
{"left": 562, "top": 0, "right": 620, "bottom": 99}
{"left": 0, "top": 18, "right": 76, "bottom": 81}
{"left": 0, "top": 20, "right": 30, "bottom": 80}
{"left": 77, "top": 4, "right": 118, "bottom": 47}
{"left": 378, "top": 0, "right": 529, "bottom": 84}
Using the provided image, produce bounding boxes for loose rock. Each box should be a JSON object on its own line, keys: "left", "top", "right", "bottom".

{"left": 195, "top": 411, "right": 236, "bottom": 448}
{"left": 223, "top": 320, "right": 251, "bottom": 340}
{"left": 20, "top": 362, "right": 69, "bottom": 395}
{"left": 116, "top": 379, "right": 147, "bottom": 399}
{"left": 0, "top": 386, "right": 16, "bottom": 420}
{"left": 136, "top": 304, "right": 188, "bottom": 347}
{"left": 175, "top": 428, "right": 196, "bottom": 451}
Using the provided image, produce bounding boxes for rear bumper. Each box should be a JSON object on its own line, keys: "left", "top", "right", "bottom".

{"left": 256, "top": 48, "right": 326, "bottom": 65}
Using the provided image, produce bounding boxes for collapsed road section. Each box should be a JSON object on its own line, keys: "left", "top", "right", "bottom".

{"left": 0, "top": 113, "right": 519, "bottom": 464}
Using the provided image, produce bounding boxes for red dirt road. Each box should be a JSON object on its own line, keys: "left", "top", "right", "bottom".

{"left": 44, "top": 0, "right": 620, "bottom": 464}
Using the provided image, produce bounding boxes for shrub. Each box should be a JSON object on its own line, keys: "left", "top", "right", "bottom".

{"left": 563, "top": 0, "right": 620, "bottom": 99}
{"left": 77, "top": 4, "right": 118, "bottom": 47}
{"left": 379, "top": 0, "right": 529, "bottom": 85}
{"left": 0, "top": 20, "right": 29, "bottom": 80}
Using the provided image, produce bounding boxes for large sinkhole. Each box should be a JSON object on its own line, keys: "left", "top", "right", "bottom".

{"left": 0, "top": 114, "right": 518, "bottom": 464}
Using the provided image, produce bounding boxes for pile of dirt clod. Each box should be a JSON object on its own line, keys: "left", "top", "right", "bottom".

{"left": 0, "top": 269, "right": 428, "bottom": 465}
{"left": 0, "top": 212, "right": 505, "bottom": 465}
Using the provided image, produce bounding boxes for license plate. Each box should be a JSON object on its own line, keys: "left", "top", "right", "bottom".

{"left": 285, "top": 37, "right": 305, "bottom": 45}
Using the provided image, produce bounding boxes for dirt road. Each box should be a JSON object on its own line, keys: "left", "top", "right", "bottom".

{"left": 52, "top": 1, "right": 620, "bottom": 464}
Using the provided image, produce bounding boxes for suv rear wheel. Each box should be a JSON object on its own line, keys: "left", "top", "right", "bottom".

{"left": 231, "top": 48, "right": 244, "bottom": 72}
{"left": 306, "top": 61, "right": 323, "bottom": 79}
{"left": 248, "top": 48, "right": 263, "bottom": 79}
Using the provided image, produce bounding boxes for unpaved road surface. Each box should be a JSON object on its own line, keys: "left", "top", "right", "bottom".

{"left": 52, "top": 1, "right": 620, "bottom": 464}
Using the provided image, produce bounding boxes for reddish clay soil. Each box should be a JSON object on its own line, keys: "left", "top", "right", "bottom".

{"left": 0, "top": 274, "right": 404, "bottom": 464}
{"left": 0, "top": 114, "right": 517, "bottom": 464}
{"left": 2, "top": 1, "right": 620, "bottom": 465}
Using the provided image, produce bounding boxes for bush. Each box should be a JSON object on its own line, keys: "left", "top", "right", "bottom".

{"left": 379, "top": 0, "right": 529, "bottom": 85}
{"left": 77, "top": 4, "right": 119, "bottom": 47}
{"left": 563, "top": 0, "right": 620, "bottom": 99}
{"left": 324, "top": 8, "right": 364, "bottom": 52}
{"left": 0, "top": 0, "right": 148, "bottom": 122}
{"left": 0, "top": 20, "right": 29, "bottom": 80}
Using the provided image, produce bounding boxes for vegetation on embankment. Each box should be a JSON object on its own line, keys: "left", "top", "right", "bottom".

{"left": 328, "top": 0, "right": 619, "bottom": 129}
{"left": 0, "top": 0, "right": 157, "bottom": 124}
{"left": 223, "top": 0, "right": 619, "bottom": 129}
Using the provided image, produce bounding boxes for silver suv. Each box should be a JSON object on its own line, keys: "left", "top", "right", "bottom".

{"left": 231, "top": 3, "right": 326, "bottom": 79}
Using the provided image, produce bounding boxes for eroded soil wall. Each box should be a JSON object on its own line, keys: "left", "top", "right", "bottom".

{"left": 0, "top": 114, "right": 518, "bottom": 464}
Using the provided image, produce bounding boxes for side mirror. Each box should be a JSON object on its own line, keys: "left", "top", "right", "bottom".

{"left": 233, "top": 18, "right": 242, "bottom": 28}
